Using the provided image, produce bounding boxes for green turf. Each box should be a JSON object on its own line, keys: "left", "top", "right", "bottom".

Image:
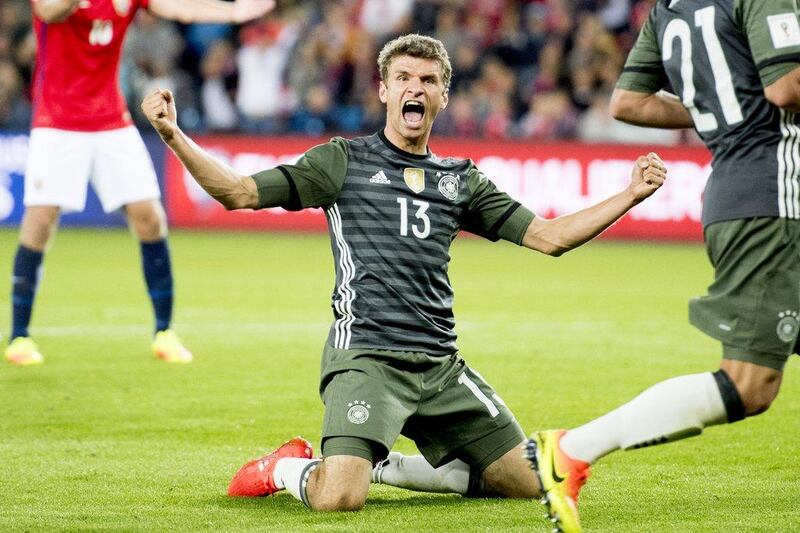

{"left": 0, "top": 228, "right": 797, "bottom": 532}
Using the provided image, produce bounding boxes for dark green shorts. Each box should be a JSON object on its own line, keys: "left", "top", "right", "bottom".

{"left": 689, "top": 217, "right": 800, "bottom": 370}
{"left": 318, "top": 345, "right": 524, "bottom": 472}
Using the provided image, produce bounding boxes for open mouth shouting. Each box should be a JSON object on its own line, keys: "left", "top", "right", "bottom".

{"left": 402, "top": 100, "right": 426, "bottom": 128}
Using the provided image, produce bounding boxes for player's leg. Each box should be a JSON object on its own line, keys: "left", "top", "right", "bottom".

{"left": 380, "top": 359, "right": 540, "bottom": 498}
{"left": 122, "top": 199, "right": 174, "bottom": 332}
{"left": 553, "top": 218, "right": 797, "bottom": 464}
{"left": 230, "top": 347, "right": 414, "bottom": 510}
{"left": 719, "top": 358, "right": 782, "bottom": 415}
{"left": 372, "top": 453, "right": 471, "bottom": 494}
{"left": 228, "top": 436, "right": 373, "bottom": 511}
{"left": 6, "top": 128, "right": 91, "bottom": 365}
{"left": 92, "top": 126, "right": 190, "bottom": 362}
{"left": 306, "top": 440, "right": 374, "bottom": 510}
{"left": 6, "top": 206, "right": 60, "bottom": 365}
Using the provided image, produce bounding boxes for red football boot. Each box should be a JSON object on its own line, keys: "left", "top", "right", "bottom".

{"left": 228, "top": 436, "right": 314, "bottom": 497}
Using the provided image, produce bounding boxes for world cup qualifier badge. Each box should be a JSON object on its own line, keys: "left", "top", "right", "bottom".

{"left": 437, "top": 172, "right": 460, "bottom": 201}
{"left": 776, "top": 310, "right": 799, "bottom": 343}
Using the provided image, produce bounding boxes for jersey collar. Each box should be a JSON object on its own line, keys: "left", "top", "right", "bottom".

{"left": 377, "top": 130, "right": 431, "bottom": 161}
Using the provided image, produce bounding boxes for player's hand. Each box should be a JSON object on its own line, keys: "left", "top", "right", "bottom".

{"left": 141, "top": 89, "right": 178, "bottom": 143}
{"left": 628, "top": 152, "right": 667, "bottom": 202}
{"left": 231, "top": 0, "right": 276, "bottom": 24}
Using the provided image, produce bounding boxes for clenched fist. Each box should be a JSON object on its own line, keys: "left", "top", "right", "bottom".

{"left": 141, "top": 89, "right": 178, "bottom": 142}
{"left": 629, "top": 152, "right": 667, "bottom": 202}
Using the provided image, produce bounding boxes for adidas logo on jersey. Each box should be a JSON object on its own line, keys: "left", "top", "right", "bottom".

{"left": 369, "top": 170, "right": 391, "bottom": 184}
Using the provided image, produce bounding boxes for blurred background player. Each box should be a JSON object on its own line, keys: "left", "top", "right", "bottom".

{"left": 527, "top": 1, "right": 800, "bottom": 530}
{"left": 4, "top": 0, "right": 275, "bottom": 365}
{"left": 141, "top": 34, "right": 666, "bottom": 524}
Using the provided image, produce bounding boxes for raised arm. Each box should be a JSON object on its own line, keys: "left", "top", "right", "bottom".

{"left": 147, "top": 0, "right": 275, "bottom": 25}
{"left": 141, "top": 89, "right": 258, "bottom": 210}
{"left": 610, "top": 89, "right": 694, "bottom": 129}
{"left": 31, "top": 0, "right": 82, "bottom": 23}
{"left": 522, "top": 153, "right": 666, "bottom": 256}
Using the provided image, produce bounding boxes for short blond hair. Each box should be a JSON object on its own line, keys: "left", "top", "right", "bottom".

{"left": 377, "top": 34, "right": 452, "bottom": 90}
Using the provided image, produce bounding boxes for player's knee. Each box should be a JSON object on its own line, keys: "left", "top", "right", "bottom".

{"left": 311, "top": 487, "right": 367, "bottom": 512}
{"left": 737, "top": 384, "right": 779, "bottom": 416}
{"left": 731, "top": 373, "right": 781, "bottom": 416}
{"left": 20, "top": 206, "right": 60, "bottom": 249}
{"left": 720, "top": 361, "right": 782, "bottom": 418}
{"left": 127, "top": 204, "right": 166, "bottom": 240}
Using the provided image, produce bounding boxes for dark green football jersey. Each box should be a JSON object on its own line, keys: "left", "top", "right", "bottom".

{"left": 252, "top": 131, "right": 534, "bottom": 355}
{"left": 618, "top": 0, "right": 800, "bottom": 226}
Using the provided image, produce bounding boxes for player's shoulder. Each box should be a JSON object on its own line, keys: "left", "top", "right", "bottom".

{"left": 428, "top": 153, "right": 473, "bottom": 173}
{"left": 338, "top": 133, "right": 379, "bottom": 151}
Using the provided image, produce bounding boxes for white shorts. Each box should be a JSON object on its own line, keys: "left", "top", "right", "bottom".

{"left": 24, "top": 126, "right": 161, "bottom": 213}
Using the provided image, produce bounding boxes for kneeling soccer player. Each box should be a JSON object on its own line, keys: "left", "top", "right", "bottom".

{"left": 142, "top": 33, "right": 667, "bottom": 529}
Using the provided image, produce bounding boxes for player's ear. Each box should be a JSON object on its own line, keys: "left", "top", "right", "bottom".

{"left": 441, "top": 90, "right": 449, "bottom": 110}
{"left": 379, "top": 81, "right": 387, "bottom": 104}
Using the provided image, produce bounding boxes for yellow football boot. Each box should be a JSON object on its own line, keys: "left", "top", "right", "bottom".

{"left": 526, "top": 430, "right": 590, "bottom": 533}
{"left": 5, "top": 336, "right": 44, "bottom": 366}
{"left": 152, "top": 329, "right": 193, "bottom": 363}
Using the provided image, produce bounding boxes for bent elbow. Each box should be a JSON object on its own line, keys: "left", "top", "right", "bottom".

{"left": 764, "top": 77, "right": 800, "bottom": 110}
{"left": 221, "top": 196, "right": 247, "bottom": 211}
{"left": 609, "top": 101, "right": 625, "bottom": 121}
{"left": 609, "top": 92, "right": 629, "bottom": 122}
{"left": 765, "top": 90, "right": 796, "bottom": 110}
{"left": 538, "top": 240, "right": 569, "bottom": 257}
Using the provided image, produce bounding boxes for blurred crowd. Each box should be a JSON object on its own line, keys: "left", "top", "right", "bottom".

{"left": 0, "top": 0, "right": 686, "bottom": 144}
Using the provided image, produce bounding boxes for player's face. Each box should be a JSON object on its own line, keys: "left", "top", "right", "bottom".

{"left": 379, "top": 55, "right": 448, "bottom": 146}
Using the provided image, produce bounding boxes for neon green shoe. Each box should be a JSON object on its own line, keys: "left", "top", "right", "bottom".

{"left": 525, "top": 430, "right": 590, "bottom": 533}
{"left": 5, "top": 336, "right": 44, "bottom": 366}
{"left": 152, "top": 329, "right": 193, "bottom": 363}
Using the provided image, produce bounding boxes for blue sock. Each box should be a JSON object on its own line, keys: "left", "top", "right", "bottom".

{"left": 140, "top": 239, "right": 173, "bottom": 333}
{"left": 11, "top": 245, "right": 44, "bottom": 340}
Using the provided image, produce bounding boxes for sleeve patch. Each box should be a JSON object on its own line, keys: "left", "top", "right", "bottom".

{"left": 767, "top": 13, "right": 800, "bottom": 49}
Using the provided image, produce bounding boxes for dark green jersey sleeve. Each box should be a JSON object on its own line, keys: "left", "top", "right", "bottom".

{"left": 616, "top": 11, "right": 668, "bottom": 93}
{"left": 251, "top": 137, "right": 349, "bottom": 210}
{"left": 735, "top": 0, "right": 800, "bottom": 87}
{"left": 462, "top": 163, "right": 535, "bottom": 245}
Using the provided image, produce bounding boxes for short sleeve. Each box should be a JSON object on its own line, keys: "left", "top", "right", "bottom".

{"left": 462, "top": 163, "right": 535, "bottom": 245}
{"left": 616, "top": 11, "right": 669, "bottom": 93}
{"left": 251, "top": 137, "right": 348, "bottom": 210}
{"left": 736, "top": 0, "right": 800, "bottom": 87}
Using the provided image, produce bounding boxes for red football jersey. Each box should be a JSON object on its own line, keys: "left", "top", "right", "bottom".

{"left": 30, "top": 0, "right": 149, "bottom": 131}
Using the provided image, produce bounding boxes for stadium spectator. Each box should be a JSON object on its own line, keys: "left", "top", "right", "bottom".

{"left": 199, "top": 39, "right": 240, "bottom": 132}
{"left": 3, "top": 0, "right": 277, "bottom": 367}
{"left": 0, "top": 59, "right": 30, "bottom": 131}
{"left": 236, "top": 18, "right": 298, "bottom": 133}
{"left": 288, "top": 82, "right": 336, "bottom": 136}
{"left": 358, "top": 0, "right": 415, "bottom": 38}
{"left": 519, "top": 89, "right": 578, "bottom": 139}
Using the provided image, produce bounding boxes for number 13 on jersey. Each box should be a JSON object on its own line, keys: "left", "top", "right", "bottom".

{"left": 397, "top": 197, "right": 431, "bottom": 239}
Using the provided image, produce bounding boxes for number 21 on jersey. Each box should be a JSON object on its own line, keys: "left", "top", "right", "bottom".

{"left": 663, "top": 6, "right": 743, "bottom": 132}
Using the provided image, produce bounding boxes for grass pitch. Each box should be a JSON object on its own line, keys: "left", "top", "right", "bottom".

{"left": 0, "top": 228, "right": 797, "bottom": 532}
